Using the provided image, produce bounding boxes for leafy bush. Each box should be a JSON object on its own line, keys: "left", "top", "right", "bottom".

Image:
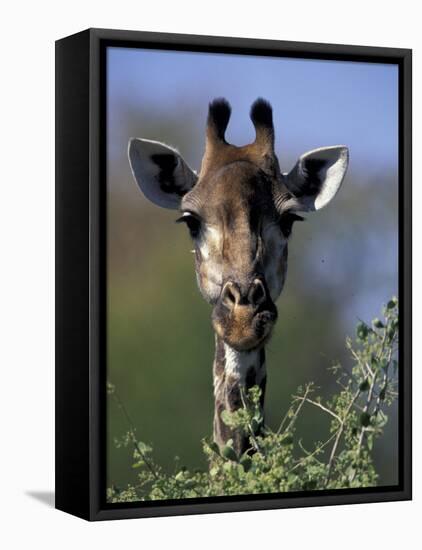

{"left": 107, "top": 298, "right": 398, "bottom": 502}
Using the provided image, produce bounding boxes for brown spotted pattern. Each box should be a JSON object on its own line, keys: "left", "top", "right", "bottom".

{"left": 212, "top": 336, "right": 267, "bottom": 454}
{"left": 128, "top": 98, "right": 348, "bottom": 456}
{"left": 180, "top": 100, "right": 301, "bottom": 453}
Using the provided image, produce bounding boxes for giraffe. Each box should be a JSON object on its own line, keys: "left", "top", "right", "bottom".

{"left": 128, "top": 98, "right": 349, "bottom": 456}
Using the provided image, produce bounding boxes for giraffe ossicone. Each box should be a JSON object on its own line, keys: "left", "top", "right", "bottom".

{"left": 129, "top": 98, "right": 349, "bottom": 455}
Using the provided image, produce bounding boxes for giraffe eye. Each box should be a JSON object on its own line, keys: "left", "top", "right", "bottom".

{"left": 279, "top": 212, "right": 304, "bottom": 238}
{"left": 176, "top": 212, "right": 202, "bottom": 239}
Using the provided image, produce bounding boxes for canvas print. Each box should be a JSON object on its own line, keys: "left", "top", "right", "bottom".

{"left": 106, "top": 47, "right": 399, "bottom": 504}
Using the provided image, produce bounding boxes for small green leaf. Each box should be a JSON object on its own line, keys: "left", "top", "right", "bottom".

{"left": 280, "top": 434, "right": 294, "bottom": 446}
{"left": 356, "top": 322, "right": 368, "bottom": 340}
{"left": 371, "top": 355, "right": 379, "bottom": 369}
{"left": 239, "top": 455, "right": 252, "bottom": 472}
{"left": 372, "top": 318, "right": 384, "bottom": 329}
{"left": 220, "top": 410, "right": 233, "bottom": 426}
{"left": 251, "top": 418, "right": 261, "bottom": 434}
{"left": 360, "top": 412, "right": 371, "bottom": 427}
{"left": 303, "top": 479, "right": 317, "bottom": 490}
{"left": 208, "top": 441, "right": 221, "bottom": 456}
{"left": 348, "top": 467, "right": 357, "bottom": 482}
{"left": 253, "top": 412, "right": 264, "bottom": 423}
{"left": 359, "top": 378, "right": 370, "bottom": 391}
{"left": 136, "top": 441, "right": 152, "bottom": 453}
{"left": 221, "top": 444, "right": 238, "bottom": 462}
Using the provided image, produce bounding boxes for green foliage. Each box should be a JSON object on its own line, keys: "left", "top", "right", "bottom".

{"left": 107, "top": 298, "right": 399, "bottom": 503}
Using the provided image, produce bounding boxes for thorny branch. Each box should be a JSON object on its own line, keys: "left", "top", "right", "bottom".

{"left": 108, "top": 383, "right": 160, "bottom": 480}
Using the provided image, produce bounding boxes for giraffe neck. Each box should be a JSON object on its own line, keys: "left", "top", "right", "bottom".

{"left": 212, "top": 335, "right": 266, "bottom": 455}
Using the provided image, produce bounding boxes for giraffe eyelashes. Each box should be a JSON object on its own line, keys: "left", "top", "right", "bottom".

{"left": 175, "top": 212, "right": 202, "bottom": 239}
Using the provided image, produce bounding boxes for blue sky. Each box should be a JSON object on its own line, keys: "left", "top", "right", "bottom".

{"left": 107, "top": 47, "right": 398, "bottom": 175}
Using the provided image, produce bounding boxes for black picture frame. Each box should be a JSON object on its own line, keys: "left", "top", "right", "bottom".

{"left": 55, "top": 28, "right": 412, "bottom": 521}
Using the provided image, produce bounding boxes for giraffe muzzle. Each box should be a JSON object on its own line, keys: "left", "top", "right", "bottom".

{"left": 211, "top": 278, "right": 278, "bottom": 351}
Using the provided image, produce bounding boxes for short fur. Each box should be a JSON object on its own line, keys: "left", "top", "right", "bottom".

{"left": 128, "top": 98, "right": 349, "bottom": 455}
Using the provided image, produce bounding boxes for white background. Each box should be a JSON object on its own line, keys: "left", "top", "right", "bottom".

{"left": 0, "top": 1, "right": 419, "bottom": 547}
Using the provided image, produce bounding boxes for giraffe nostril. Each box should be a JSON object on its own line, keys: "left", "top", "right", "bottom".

{"left": 249, "top": 279, "right": 266, "bottom": 306}
{"left": 226, "top": 289, "right": 236, "bottom": 304}
{"left": 221, "top": 280, "right": 267, "bottom": 309}
{"left": 221, "top": 282, "right": 241, "bottom": 308}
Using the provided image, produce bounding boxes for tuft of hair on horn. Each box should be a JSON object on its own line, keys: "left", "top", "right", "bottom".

{"left": 250, "top": 98, "right": 274, "bottom": 149}
{"left": 207, "top": 98, "right": 232, "bottom": 142}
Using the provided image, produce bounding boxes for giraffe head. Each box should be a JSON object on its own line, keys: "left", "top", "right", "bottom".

{"left": 129, "top": 98, "right": 348, "bottom": 352}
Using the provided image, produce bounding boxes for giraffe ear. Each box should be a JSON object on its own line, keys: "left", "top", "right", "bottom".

{"left": 284, "top": 146, "right": 349, "bottom": 211}
{"left": 128, "top": 138, "right": 198, "bottom": 209}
